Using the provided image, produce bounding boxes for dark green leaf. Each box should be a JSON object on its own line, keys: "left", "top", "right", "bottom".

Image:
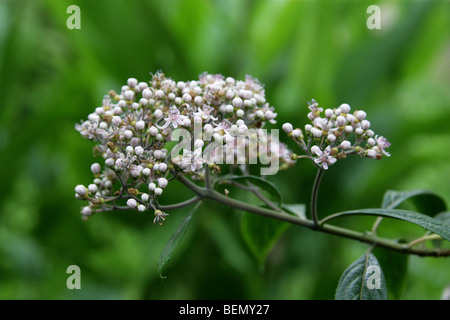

{"left": 336, "top": 253, "right": 388, "bottom": 300}
{"left": 240, "top": 211, "right": 290, "bottom": 267}
{"left": 282, "top": 203, "right": 306, "bottom": 219}
{"left": 372, "top": 246, "right": 408, "bottom": 300}
{"left": 218, "top": 174, "right": 283, "bottom": 207}
{"left": 334, "top": 208, "right": 450, "bottom": 241}
{"left": 158, "top": 202, "right": 201, "bottom": 278}
{"left": 382, "top": 189, "right": 447, "bottom": 216}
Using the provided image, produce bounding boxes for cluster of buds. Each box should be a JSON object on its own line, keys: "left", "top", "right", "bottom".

{"left": 283, "top": 99, "right": 391, "bottom": 170}
{"left": 74, "top": 72, "right": 294, "bottom": 223}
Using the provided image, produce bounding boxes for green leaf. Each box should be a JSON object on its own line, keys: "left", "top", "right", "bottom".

{"left": 158, "top": 202, "right": 201, "bottom": 278}
{"left": 217, "top": 174, "right": 283, "bottom": 207}
{"left": 282, "top": 203, "right": 306, "bottom": 219}
{"left": 240, "top": 211, "right": 290, "bottom": 267}
{"left": 333, "top": 208, "right": 450, "bottom": 241}
{"left": 372, "top": 246, "right": 408, "bottom": 300}
{"left": 382, "top": 189, "right": 447, "bottom": 216}
{"left": 336, "top": 253, "right": 388, "bottom": 300}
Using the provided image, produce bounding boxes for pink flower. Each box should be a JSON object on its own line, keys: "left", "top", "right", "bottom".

{"left": 375, "top": 135, "right": 391, "bottom": 157}
{"left": 158, "top": 107, "right": 188, "bottom": 129}
{"left": 311, "top": 145, "right": 336, "bottom": 170}
{"left": 180, "top": 148, "right": 205, "bottom": 172}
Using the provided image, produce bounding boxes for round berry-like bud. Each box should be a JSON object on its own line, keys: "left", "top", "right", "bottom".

{"left": 183, "top": 118, "right": 191, "bottom": 127}
{"left": 153, "top": 109, "right": 163, "bottom": 119}
{"left": 194, "top": 139, "right": 204, "bottom": 149}
{"left": 143, "top": 168, "right": 151, "bottom": 176}
{"left": 182, "top": 93, "right": 192, "bottom": 102}
{"left": 135, "top": 146, "right": 144, "bottom": 156}
{"left": 137, "top": 204, "right": 146, "bottom": 212}
{"left": 148, "top": 182, "right": 156, "bottom": 191}
{"left": 305, "top": 124, "right": 312, "bottom": 132}
{"left": 325, "top": 109, "right": 333, "bottom": 118}
{"left": 232, "top": 97, "right": 243, "bottom": 108}
{"left": 154, "top": 150, "right": 164, "bottom": 159}
{"left": 327, "top": 134, "right": 336, "bottom": 142}
{"left": 194, "top": 96, "right": 203, "bottom": 105}
{"left": 75, "top": 185, "right": 87, "bottom": 198}
{"left": 112, "top": 116, "right": 122, "bottom": 125}
{"left": 127, "top": 78, "right": 138, "bottom": 87}
{"left": 127, "top": 198, "right": 137, "bottom": 208}
{"left": 136, "top": 120, "right": 145, "bottom": 131}
{"left": 204, "top": 124, "right": 213, "bottom": 134}
{"left": 340, "top": 103, "right": 351, "bottom": 114}
{"left": 336, "top": 115, "right": 346, "bottom": 127}
{"left": 81, "top": 206, "right": 92, "bottom": 216}
{"left": 155, "top": 89, "right": 164, "bottom": 99}
{"left": 367, "top": 138, "right": 376, "bottom": 146}
{"left": 141, "top": 193, "right": 149, "bottom": 202}
{"left": 355, "top": 128, "right": 364, "bottom": 135}
{"left": 366, "top": 129, "right": 374, "bottom": 137}
{"left": 225, "top": 104, "right": 234, "bottom": 113}
{"left": 126, "top": 146, "right": 134, "bottom": 154}
{"left": 158, "top": 162, "right": 168, "bottom": 172}
{"left": 340, "top": 140, "right": 351, "bottom": 150}
{"left": 360, "top": 120, "right": 370, "bottom": 130}
{"left": 312, "top": 128, "right": 322, "bottom": 138}
{"left": 255, "top": 110, "right": 264, "bottom": 118}
{"left": 88, "top": 184, "right": 98, "bottom": 194}
{"left": 367, "top": 149, "right": 377, "bottom": 159}
{"left": 236, "top": 109, "right": 245, "bottom": 117}
{"left": 344, "top": 125, "right": 353, "bottom": 133}
{"left": 91, "top": 163, "right": 101, "bottom": 175}
{"left": 282, "top": 123, "right": 293, "bottom": 134}
{"left": 356, "top": 110, "right": 366, "bottom": 121}
{"left": 154, "top": 187, "right": 163, "bottom": 196}
{"left": 123, "top": 90, "right": 134, "bottom": 101}
{"left": 124, "top": 130, "right": 133, "bottom": 140}
{"left": 158, "top": 177, "right": 168, "bottom": 188}
{"left": 226, "top": 90, "right": 234, "bottom": 99}
{"left": 292, "top": 129, "right": 301, "bottom": 138}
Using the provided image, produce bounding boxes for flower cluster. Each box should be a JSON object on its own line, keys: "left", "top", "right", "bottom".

{"left": 74, "top": 71, "right": 294, "bottom": 223}
{"left": 283, "top": 99, "right": 391, "bottom": 170}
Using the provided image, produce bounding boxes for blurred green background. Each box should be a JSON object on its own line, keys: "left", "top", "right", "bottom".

{"left": 0, "top": 0, "right": 449, "bottom": 300}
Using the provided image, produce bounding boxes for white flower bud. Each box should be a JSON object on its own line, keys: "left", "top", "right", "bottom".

{"left": 126, "top": 146, "right": 134, "bottom": 154}
{"left": 135, "top": 146, "right": 144, "bottom": 156}
{"left": 142, "top": 168, "right": 150, "bottom": 176}
{"left": 336, "top": 115, "right": 346, "bottom": 127}
{"left": 154, "top": 187, "right": 163, "bottom": 196}
{"left": 226, "top": 90, "right": 234, "bottom": 99}
{"left": 174, "top": 97, "right": 182, "bottom": 105}
{"left": 127, "top": 198, "right": 137, "bottom": 208}
{"left": 360, "top": 120, "right": 370, "bottom": 130}
{"left": 255, "top": 110, "right": 265, "bottom": 118}
{"left": 292, "top": 129, "right": 301, "bottom": 138}
{"left": 305, "top": 124, "right": 312, "bottom": 132}
{"left": 194, "top": 96, "right": 203, "bottom": 105}
{"left": 91, "top": 163, "right": 101, "bottom": 175}
{"left": 340, "top": 103, "right": 351, "bottom": 114}
{"left": 113, "top": 106, "right": 122, "bottom": 115}
{"left": 148, "top": 182, "right": 156, "bottom": 191}
{"left": 88, "top": 113, "right": 100, "bottom": 123}
{"left": 124, "top": 130, "right": 133, "bottom": 140}
{"left": 225, "top": 104, "right": 234, "bottom": 113}
{"left": 88, "top": 184, "right": 98, "bottom": 194}
{"left": 232, "top": 97, "right": 243, "bottom": 108}
{"left": 157, "top": 177, "right": 168, "bottom": 189}
{"left": 155, "top": 89, "right": 164, "bottom": 99}
{"left": 75, "top": 185, "right": 87, "bottom": 198}
{"left": 177, "top": 81, "right": 186, "bottom": 90}
{"left": 236, "top": 109, "right": 244, "bottom": 117}
{"left": 112, "top": 116, "right": 122, "bottom": 125}
{"left": 141, "top": 193, "right": 149, "bottom": 202}
{"left": 127, "top": 78, "right": 138, "bottom": 87}
{"left": 344, "top": 125, "right": 353, "bottom": 133}
{"left": 204, "top": 124, "right": 213, "bottom": 134}
{"left": 311, "top": 145, "right": 321, "bottom": 156}
{"left": 367, "top": 138, "right": 376, "bottom": 146}
{"left": 325, "top": 109, "right": 334, "bottom": 118}
{"left": 81, "top": 206, "right": 92, "bottom": 216}
{"left": 327, "top": 134, "right": 336, "bottom": 142}
{"left": 367, "top": 149, "right": 377, "bottom": 158}
{"left": 99, "top": 122, "right": 108, "bottom": 130}
{"left": 149, "top": 126, "right": 158, "bottom": 137}
{"left": 137, "top": 204, "right": 146, "bottom": 212}
{"left": 341, "top": 140, "right": 351, "bottom": 150}
{"left": 105, "top": 158, "right": 115, "bottom": 167}
{"left": 123, "top": 90, "right": 134, "bottom": 101}
{"left": 158, "top": 163, "right": 168, "bottom": 172}
{"left": 366, "top": 129, "right": 374, "bottom": 137}
{"left": 136, "top": 120, "right": 145, "bottom": 131}
{"left": 194, "top": 139, "right": 204, "bottom": 149}
{"left": 168, "top": 92, "right": 176, "bottom": 100}
{"left": 356, "top": 110, "right": 366, "bottom": 121}
{"left": 182, "top": 93, "right": 192, "bottom": 102}
{"left": 154, "top": 150, "right": 164, "bottom": 159}
{"left": 312, "top": 128, "right": 322, "bottom": 138}
{"left": 355, "top": 128, "right": 364, "bottom": 135}
{"left": 153, "top": 109, "right": 163, "bottom": 119}
{"left": 183, "top": 118, "right": 191, "bottom": 127}
{"left": 282, "top": 123, "right": 293, "bottom": 134}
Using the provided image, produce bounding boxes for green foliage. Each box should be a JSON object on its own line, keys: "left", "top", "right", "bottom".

{"left": 1, "top": 0, "right": 449, "bottom": 299}
{"left": 335, "top": 253, "right": 387, "bottom": 300}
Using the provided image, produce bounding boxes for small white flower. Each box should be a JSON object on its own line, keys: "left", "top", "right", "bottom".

{"left": 127, "top": 198, "right": 137, "bottom": 208}
{"left": 91, "top": 163, "right": 101, "bottom": 175}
